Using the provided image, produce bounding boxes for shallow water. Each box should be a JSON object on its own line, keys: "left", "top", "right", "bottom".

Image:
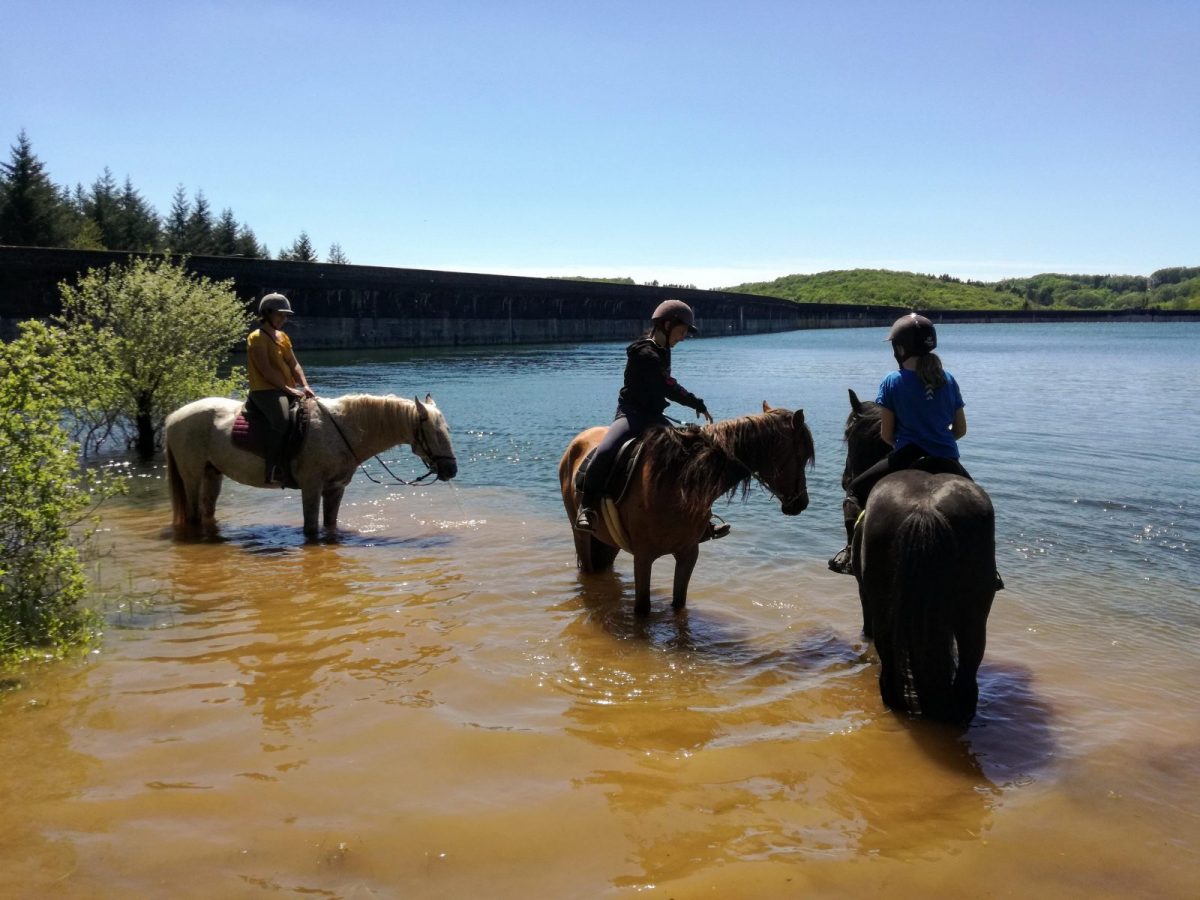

{"left": 1, "top": 323, "right": 1197, "bottom": 897}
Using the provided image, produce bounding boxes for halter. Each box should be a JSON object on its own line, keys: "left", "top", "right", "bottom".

{"left": 315, "top": 397, "right": 452, "bottom": 487}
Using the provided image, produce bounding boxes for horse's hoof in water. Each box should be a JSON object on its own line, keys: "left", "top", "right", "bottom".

{"left": 671, "top": 598, "right": 687, "bottom": 612}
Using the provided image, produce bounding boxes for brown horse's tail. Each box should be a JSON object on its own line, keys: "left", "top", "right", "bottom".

{"left": 166, "top": 445, "right": 189, "bottom": 527}
{"left": 892, "top": 506, "right": 958, "bottom": 721}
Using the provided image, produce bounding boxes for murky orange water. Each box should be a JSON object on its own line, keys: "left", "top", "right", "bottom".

{"left": 2, "top": 472, "right": 1197, "bottom": 898}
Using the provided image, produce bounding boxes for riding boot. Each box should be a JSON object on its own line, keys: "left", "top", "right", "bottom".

{"left": 574, "top": 492, "right": 600, "bottom": 532}
{"left": 828, "top": 545, "right": 854, "bottom": 574}
{"left": 829, "top": 498, "right": 862, "bottom": 575}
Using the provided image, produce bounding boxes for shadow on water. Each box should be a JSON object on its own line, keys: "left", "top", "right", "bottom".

{"left": 161, "top": 523, "right": 456, "bottom": 555}
{"left": 884, "top": 659, "right": 1057, "bottom": 788}
{"left": 965, "top": 660, "right": 1059, "bottom": 787}
{"left": 568, "top": 570, "right": 863, "bottom": 674}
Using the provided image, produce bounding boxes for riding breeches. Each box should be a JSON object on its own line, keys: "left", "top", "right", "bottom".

{"left": 581, "top": 411, "right": 665, "bottom": 498}
{"left": 248, "top": 389, "right": 292, "bottom": 474}
{"left": 848, "top": 443, "right": 970, "bottom": 508}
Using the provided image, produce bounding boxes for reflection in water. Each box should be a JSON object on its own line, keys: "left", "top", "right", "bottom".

{"left": 552, "top": 568, "right": 1007, "bottom": 886}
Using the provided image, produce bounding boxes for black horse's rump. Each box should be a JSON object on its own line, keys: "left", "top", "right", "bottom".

{"left": 842, "top": 388, "right": 996, "bottom": 724}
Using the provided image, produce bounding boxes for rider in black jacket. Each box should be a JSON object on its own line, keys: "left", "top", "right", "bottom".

{"left": 575, "top": 299, "right": 713, "bottom": 532}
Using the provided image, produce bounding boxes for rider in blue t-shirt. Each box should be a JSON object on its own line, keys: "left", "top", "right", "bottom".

{"left": 828, "top": 313, "right": 971, "bottom": 574}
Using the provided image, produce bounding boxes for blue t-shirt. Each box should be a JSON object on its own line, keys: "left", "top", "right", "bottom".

{"left": 876, "top": 368, "right": 964, "bottom": 459}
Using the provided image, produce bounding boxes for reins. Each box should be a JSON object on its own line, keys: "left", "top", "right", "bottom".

{"left": 312, "top": 397, "right": 442, "bottom": 486}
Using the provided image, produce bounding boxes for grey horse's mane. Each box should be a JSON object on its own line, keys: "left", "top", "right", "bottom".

{"left": 335, "top": 394, "right": 416, "bottom": 436}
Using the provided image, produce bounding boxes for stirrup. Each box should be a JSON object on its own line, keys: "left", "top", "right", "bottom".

{"left": 574, "top": 507, "right": 597, "bottom": 533}
{"left": 828, "top": 546, "right": 854, "bottom": 575}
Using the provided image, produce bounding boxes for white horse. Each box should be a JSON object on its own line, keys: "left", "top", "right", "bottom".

{"left": 165, "top": 393, "right": 457, "bottom": 537}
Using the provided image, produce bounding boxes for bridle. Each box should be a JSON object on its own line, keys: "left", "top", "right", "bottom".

{"left": 315, "top": 397, "right": 454, "bottom": 486}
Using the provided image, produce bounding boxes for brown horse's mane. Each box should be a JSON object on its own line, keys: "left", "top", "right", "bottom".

{"left": 641, "top": 410, "right": 811, "bottom": 516}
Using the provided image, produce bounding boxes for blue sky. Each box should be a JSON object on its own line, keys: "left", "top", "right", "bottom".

{"left": 3, "top": 1, "right": 1196, "bottom": 287}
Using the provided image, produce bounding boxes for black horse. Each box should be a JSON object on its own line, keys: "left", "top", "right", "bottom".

{"left": 841, "top": 389, "right": 996, "bottom": 724}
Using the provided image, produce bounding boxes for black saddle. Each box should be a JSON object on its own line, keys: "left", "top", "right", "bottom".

{"left": 573, "top": 437, "right": 645, "bottom": 504}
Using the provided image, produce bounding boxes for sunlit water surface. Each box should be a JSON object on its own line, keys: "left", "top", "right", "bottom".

{"left": 1, "top": 323, "right": 1197, "bottom": 897}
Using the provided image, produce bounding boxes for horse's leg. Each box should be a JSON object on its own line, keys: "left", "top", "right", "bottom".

{"left": 322, "top": 486, "right": 345, "bottom": 529}
{"left": 301, "top": 486, "right": 321, "bottom": 537}
{"left": 200, "top": 465, "right": 223, "bottom": 526}
{"left": 633, "top": 554, "right": 654, "bottom": 617}
{"left": 670, "top": 543, "right": 699, "bottom": 612}
{"left": 952, "top": 594, "right": 992, "bottom": 723}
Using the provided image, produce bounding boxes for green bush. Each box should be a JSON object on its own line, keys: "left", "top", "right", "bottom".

{"left": 0, "top": 322, "right": 124, "bottom": 664}
{"left": 56, "top": 255, "right": 251, "bottom": 458}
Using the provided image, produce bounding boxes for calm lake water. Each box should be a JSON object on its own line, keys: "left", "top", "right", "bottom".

{"left": 2, "top": 322, "right": 1197, "bottom": 898}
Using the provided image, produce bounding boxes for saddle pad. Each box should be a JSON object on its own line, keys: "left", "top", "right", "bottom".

{"left": 230, "top": 398, "right": 312, "bottom": 459}
{"left": 600, "top": 498, "right": 632, "bottom": 553}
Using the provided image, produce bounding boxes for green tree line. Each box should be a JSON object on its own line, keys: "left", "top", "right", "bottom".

{"left": 724, "top": 268, "right": 1200, "bottom": 311}
{"left": 0, "top": 130, "right": 350, "bottom": 264}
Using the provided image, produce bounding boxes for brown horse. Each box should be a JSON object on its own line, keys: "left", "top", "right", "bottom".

{"left": 559, "top": 402, "right": 814, "bottom": 616}
{"left": 842, "top": 389, "right": 996, "bottom": 723}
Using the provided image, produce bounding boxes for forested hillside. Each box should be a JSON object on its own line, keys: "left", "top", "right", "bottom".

{"left": 725, "top": 268, "right": 1200, "bottom": 311}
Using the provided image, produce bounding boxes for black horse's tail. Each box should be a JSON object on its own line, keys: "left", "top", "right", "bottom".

{"left": 891, "top": 505, "right": 958, "bottom": 721}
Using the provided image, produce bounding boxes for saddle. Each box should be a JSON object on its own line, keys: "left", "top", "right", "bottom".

{"left": 574, "top": 433, "right": 730, "bottom": 547}
{"left": 231, "top": 397, "right": 311, "bottom": 487}
{"left": 573, "top": 437, "right": 645, "bottom": 504}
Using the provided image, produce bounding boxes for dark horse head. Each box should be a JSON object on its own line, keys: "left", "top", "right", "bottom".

{"left": 841, "top": 388, "right": 891, "bottom": 487}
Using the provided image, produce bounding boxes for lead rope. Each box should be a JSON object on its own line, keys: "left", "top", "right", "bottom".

{"left": 313, "top": 398, "right": 440, "bottom": 486}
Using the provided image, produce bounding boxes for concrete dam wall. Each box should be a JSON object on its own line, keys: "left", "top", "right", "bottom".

{"left": 2, "top": 246, "right": 1194, "bottom": 348}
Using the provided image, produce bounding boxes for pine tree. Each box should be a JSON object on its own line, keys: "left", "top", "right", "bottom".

{"left": 327, "top": 242, "right": 350, "bottom": 264}
{"left": 235, "top": 223, "right": 265, "bottom": 258}
{"left": 85, "top": 167, "right": 120, "bottom": 248}
{"left": 115, "top": 176, "right": 160, "bottom": 250}
{"left": 0, "top": 130, "right": 72, "bottom": 246}
{"left": 279, "top": 230, "right": 317, "bottom": 262}
{"left": 185, "top": 190, "right": 214, "bottom": 254}
{"left": 212, "top": 207, "right": 240, "bottom": 256}
{"left": 164, "top": 185, "right": 190, "bottom": 250}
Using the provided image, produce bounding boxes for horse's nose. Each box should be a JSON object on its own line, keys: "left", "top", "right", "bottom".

{"left": 782, "top": 493, "right": 809, "bottom": 516}
{"left": 437, "top": 459, "right": 458, "bottom": 481}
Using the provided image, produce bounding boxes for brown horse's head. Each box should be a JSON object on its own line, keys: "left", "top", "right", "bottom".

{"left": 757, "top": 401, "right": 815, "bottom": 515}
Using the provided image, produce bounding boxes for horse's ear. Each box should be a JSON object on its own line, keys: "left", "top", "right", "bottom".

{"left": 414, "top": 395, "right": 428, "bottom": 419}
{"left": 424, "top": 392, "right": 435, "bottom": 407}
{"left": 762, "top": 400, "right": 771, "bottom": 413}
{"left": 792, "top": 408, "right": 805, "bottom": 428}
{"left": 849, "top": 388, "right": 863, "bottom": 414}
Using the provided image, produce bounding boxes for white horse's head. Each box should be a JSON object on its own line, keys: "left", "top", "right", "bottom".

{"left": 412, "top": 394, "right": 458, "bottom": 481}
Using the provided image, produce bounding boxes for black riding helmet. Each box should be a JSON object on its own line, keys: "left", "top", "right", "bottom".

{"left": 652, "top": 298, "right": 699, "bottom": 334}
{"left": 886, "top": 312, "right": 936, "bottom": 359}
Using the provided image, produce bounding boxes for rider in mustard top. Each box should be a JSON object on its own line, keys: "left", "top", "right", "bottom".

{"left": 247, "top": 293, "right": 315, "bottom": 485}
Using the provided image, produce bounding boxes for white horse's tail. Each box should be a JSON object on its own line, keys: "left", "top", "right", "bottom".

{"left": 166, "top": 445, "right": 189, "bottom": 527}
